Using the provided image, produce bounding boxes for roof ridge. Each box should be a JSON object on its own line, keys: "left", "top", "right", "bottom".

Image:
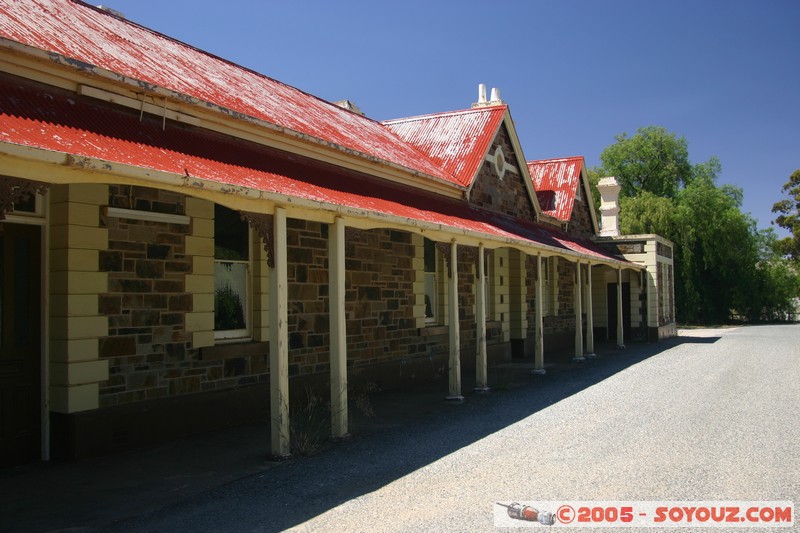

{"left": 528, "top": 155, "right": 585, "bottom": 164}
{"left": 382, "top": 105, "right": 507, "bottom": 125}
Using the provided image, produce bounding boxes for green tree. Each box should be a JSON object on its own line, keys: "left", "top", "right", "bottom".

{"left": 746, "top": 229, "right": 800, "bottom": 320}
{"left": 592, "top": 126, "right": 790, "bottom": 324}
{"left": 599, "top": 126, "right": 694, "bottom": 198}
{"left": 673, "top": 178, "right": 760, "bottom": 323}
{"left": 585, "top": 165, "right": 604, "bottom": 213}
{"left": 771, "top": 169, "right": 800, "bottom": 260}
{"left": 618, "top": 191, "right": 675, "bottom": 236}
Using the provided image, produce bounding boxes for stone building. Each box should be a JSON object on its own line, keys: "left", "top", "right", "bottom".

{"left": 0, "top": 0, "right": 675, "bottom": 466}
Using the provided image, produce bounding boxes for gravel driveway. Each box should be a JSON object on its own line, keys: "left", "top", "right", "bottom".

{"left": 115, "top": 325, "right": 800, "bottom": 532}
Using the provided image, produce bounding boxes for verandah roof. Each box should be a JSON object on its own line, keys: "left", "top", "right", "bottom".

{"left": 0, "top": 77, "right": 630, "bottom": 266}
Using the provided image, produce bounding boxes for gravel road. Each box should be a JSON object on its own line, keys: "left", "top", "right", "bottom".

{"left": 114, "top": 325, "right": 800, "bottom": 532}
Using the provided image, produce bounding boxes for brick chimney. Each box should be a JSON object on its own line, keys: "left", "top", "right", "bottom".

{"left": 597, "top": 177, "right": 621, "bottom": 237}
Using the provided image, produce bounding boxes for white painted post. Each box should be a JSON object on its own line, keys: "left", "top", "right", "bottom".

{"left": 475, "top": 243, "right": 489, "bottom": 392}
{"left": 573, "top": 261, "right": 585, "bottom": 362}
{"left": 447, "top": 240, "right": 463, "bottom": 401}
{"left": 617, "top": 267, "right": 625, "bottom": 349}
{"left": 269, "top": 207, "right": 290, "bottom": 458}
{"left": 532, "top": 253, "right": 546, "bottom": 375}
{"left": 329, "top": 217, "right": 348, "bottom": 439}
{"left": 585, "top": 263, "right": 595, "bottom": 357}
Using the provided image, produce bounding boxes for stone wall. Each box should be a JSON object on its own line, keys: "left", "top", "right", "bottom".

{"left": 99, "top": 186, "right": 210, "bottom": 407}
{"left": 96, "top": 187, "right": 587, "bottom": 406}
{"left": 524, "top": 255, "right": 578, "bottom": 354}
{"left": 468, "top": 125, "right": 537, "bottom": 223}
{"left": 568, "top": 193, "right": 596, "bottom": 237}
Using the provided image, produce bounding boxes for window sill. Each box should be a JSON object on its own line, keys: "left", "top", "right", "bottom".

{"left": 418, "top": 325, "right": 448, "bottom": 337}
{"left": 201, "top": 340, "right": 267, "bottom": 361}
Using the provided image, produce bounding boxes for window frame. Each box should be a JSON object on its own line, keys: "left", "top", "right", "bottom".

{"left": 423, "top": 238, "right": 438, "bottom": 324}
{"left": 213, "top": 205, "right": 252, "bottom": 342}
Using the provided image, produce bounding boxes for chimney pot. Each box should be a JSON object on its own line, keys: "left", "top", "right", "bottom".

{"left": 490, "top": 87, "right": 501, "bottom": 102}
{"left": 478, "top": 84, "right": 487, "bottom": 104}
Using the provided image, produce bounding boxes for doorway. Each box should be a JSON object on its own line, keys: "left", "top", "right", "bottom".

{"left": 0, "top": 223, "right": 42, "bottom": 467}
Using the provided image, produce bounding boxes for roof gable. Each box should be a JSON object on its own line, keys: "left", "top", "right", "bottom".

{"left": 0, "top": 0, "right": 458, "bottom": 187}
{"left": 382, "top": 106, "right": 507, "bottom": 188}
{"left": 528, "top": 156, "right": 584, "bottom": 221}
{"left": 467, "top": 122, "right": 538, "bottom": 222}
{"left": 528, "top": 156, "right": 599, "bottom": 234}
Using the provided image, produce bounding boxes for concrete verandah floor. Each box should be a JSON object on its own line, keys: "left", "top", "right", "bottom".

{"left": 0, "top": 339, "right": 647, "bottom": 532}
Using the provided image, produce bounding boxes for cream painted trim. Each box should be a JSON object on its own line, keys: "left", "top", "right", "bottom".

{"left": 0, "top": 40, "right": 464, "bottom": 199}
{"left": 4, "top": 193, "right": 54, "bottom": 459}
{"left": 103, "top": 206, "right": 190, "bottom": 225}
{"left": 41, "top": 195, "right": 50, "bottom": 460}
{"left": 329, "top": 217, "right": 348, "bottom": 438}
{"left": 447, "top": 239, "right": 462, "bottom": 400}
{"left": 595, "top": 233, "right": 675, "bottom": 248}
{"left": 0, "top": 144, "right": 639, "bottom": 270}
{"left": 1, "top": 213, "right": 46, "bottom": 225}
{"left": 475, "top": 243, "right": 488, "bottom": 389}
{"left": 579, "top": 163, "right": 601, "bottom": 234}
{"left": 78, "top": 85, "right": 200, "bottom": 127}
{"left": 269, "top": 207, "right": 290, "bottom": 457}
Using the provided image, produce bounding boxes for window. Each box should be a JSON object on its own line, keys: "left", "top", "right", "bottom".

{"left": 214, "top": 205, "right": 250, "bottom": 340}
{"left": 484, "top": 260, "right": 491, "bottom": 319}
{"left": 423, "top": 238, "right": 437, "bottom": 324}
{"left": 542, "top": 256, "right": 559, "bottom": 316}
{"left": 12, "top": 194, "right": 37, "bottom": 214}
{"left": 477, "top": 250, "right": 494, "bottom": 321}
{"left": 542, "top": 258, "right": 551, "bottom": 316}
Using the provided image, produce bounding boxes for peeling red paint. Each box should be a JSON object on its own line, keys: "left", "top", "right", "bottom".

{"left": 528, "top": 156, "right": 584, "bottom": 221}
{"left": 383, "top": 106, "right": 507, "bottom": 188}
{"left": 0, "top": 78, "right": 626, "bottom": 264}
{"left": 0, "top": 0, "right": 458, "bottom": 186}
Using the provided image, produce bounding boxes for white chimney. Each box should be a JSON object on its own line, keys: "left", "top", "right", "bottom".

{"left": 473, "top": 84, "right": 505, "bottom": 108}
{"left": 597, "top": 176, "right": 622, "bottom": 237}
{"left": 477, "top": 84, "right": 487, "bottom": 104}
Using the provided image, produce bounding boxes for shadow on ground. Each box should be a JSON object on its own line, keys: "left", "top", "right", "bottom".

{"left": 0, "top": 335, "right": 719, "bottom": 532}
{"left": 114, "top": 335, "right": 714, "bottom": 532}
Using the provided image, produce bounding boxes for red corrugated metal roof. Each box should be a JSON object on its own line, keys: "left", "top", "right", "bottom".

{"left": 0, "top": 0, "right": 460, "bottom": 187}
{"left": 382, "top": 106, "right": 507, "bottom": 188}
{"left": 0, "top": 77, "right": 627, "bottom": 265}
{"left": 527, "top": 156, "right": 584, "bottom": 221}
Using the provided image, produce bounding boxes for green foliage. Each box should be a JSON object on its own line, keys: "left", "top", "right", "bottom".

{"left": 741, "top": 230, "right": 800, "bottom": 320}
{"left": 585, "top": 165, "right": 604, "bottom": 213}
{"left": 597, "top": 126, "right": 800, "bottom": 324}
{"left": 771, "top": 169, "right": 800, "bottom": 260}
{"left": 599, "top": 126, "right": 694, "bottom": 198}
{"left": 290, "top": 388, "right": 329, "bottom": 457}
{"left": 214, "top": 283, "right": 245, "bottom": 330}
{"left": 619, "top": 192, "right": 675, "bottom": 236}
{"left": 672, "top": 179, "right": 760, "bottom": 323}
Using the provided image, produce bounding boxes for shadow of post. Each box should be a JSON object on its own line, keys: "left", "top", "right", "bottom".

{"left": 115, "top": 335, "right": 718, "bottom": 532}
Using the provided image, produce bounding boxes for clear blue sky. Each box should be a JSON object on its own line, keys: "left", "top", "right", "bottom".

{"left": 102, "top": 0, "right": 798, "bottom": 235}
